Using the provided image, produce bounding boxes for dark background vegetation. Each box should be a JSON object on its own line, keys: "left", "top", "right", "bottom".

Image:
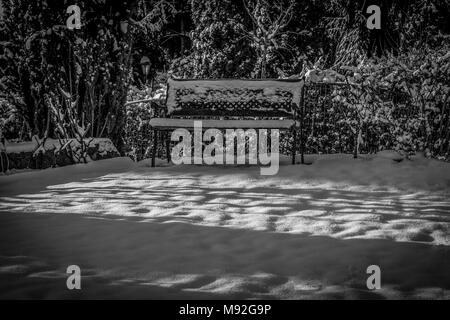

{"left": 1, "top": 0, "right": 449, "bottom": 162}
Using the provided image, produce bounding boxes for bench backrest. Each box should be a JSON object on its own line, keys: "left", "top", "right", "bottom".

{"left": 166, "top": 78, "right": 304, "bottom": 118}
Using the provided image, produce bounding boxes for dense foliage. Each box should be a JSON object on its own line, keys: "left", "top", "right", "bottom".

{"left": 299, "top": 46, "right": 450, "bottom": 160}
{"left": 0, "top": 0, "right": 449, "bottom": 161}
{"left": 0, "top": 0, "right": 175, "bottom": 152}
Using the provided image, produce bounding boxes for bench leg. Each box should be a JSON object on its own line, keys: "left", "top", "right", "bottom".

{"left": 151, "top": 129, "right": 157, "bottom": 167}
{"left": 166, "top": 131, "right": 171, "bottom": 163}
{"left": 291, "top": 128, "right": 297, "bottom": 165}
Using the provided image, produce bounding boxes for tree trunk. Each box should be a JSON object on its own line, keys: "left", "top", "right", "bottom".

{"left": 261, "top": 46, "right": 267, "bottom": 79}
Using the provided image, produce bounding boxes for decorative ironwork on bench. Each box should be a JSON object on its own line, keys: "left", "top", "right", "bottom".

{"left": 166, "top": 79, "right": 303, "bottom": 118}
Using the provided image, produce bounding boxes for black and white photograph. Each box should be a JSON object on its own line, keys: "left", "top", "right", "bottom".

{"left": 0, "top": 0, "right": 450, "bottom": 304}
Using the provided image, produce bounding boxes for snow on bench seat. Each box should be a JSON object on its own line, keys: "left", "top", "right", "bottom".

{"left": 148, "top": 118, "right": 296, "bottom": 130}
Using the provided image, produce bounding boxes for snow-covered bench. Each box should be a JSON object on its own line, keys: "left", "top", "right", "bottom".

{"left": 149, "top": 78, "right": 304, "bottom": 167}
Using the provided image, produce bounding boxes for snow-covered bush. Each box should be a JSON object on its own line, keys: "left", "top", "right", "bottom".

{"left": 124, "top": 85, "right": 167, "bottom": 161}
{"left": 343, "top": 47, "right": 450, "bottom": 159}
{"left": 1, "top": 138, "right": 120, "bottom": 172}
{"left": 294, "top": 45, "right": 450, "bottom": 160}
{"left": 0, "top": 98, "right": 23, "bottom": 141}
{"left": 0, "top": 0, "right": 175, "bottom": 154}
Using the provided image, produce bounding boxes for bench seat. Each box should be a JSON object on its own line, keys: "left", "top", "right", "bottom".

{"left": 149, "top": 118, "right": 296, "bottom": 130}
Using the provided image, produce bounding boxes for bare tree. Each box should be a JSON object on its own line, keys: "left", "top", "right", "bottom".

{"left": 242, "top": 0, "right": 295, "bottom": 78}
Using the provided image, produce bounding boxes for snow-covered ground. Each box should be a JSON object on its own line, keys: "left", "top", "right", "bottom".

{"left": 0, "top": 153, "right": 449, "bottom": 299}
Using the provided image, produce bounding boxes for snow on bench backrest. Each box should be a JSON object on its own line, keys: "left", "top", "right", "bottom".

{"left": 166, "top": 78, "right": 304, "bottom": 117}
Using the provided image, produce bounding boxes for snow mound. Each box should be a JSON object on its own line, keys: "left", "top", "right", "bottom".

{"left": 4, "top": 138, "right": 118, "bottom": 155}
{"left": 375, "top": 150, "right": 405, "bottom": 162}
